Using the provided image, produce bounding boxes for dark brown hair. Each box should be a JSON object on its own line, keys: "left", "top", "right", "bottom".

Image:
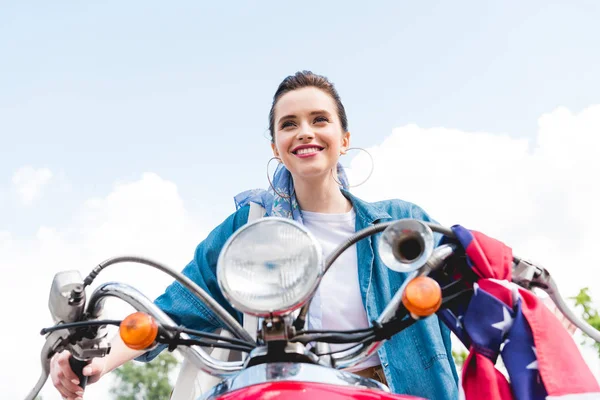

{"left": 268, "top": 71, "right": 348, "bottom": 142}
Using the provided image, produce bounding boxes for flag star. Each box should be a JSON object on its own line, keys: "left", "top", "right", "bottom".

{"left": 491, "top": 307, "right": 514, "bottom": 336}
{"left": 456, "top": 315, "right": 464, "bottom": 329}
{"left": 526, "top": 346, "right": 538, "bottom": 370}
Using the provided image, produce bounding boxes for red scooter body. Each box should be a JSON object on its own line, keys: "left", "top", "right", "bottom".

{"left": 214, "top": 381, "right": 424, "bottom": 400}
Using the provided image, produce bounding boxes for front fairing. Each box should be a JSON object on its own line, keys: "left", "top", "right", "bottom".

{"left": 200, "top": 362, "right": 423, "bottom": 400}
{"left": 212, "top": 381, "right": 425, "bottom": 400}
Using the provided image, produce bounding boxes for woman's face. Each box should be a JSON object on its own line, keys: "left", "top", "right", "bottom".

{"left": 271, "top": 87, "right": 350, "bottom": 183}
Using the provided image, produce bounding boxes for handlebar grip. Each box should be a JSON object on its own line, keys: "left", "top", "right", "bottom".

{"left": 69, "top": 356, "right": 89, "bottom": 389}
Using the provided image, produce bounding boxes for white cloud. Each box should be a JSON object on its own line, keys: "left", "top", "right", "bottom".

{"left": 12, "top": 166, "right": 53, "bottom": 205}
{"left": 1, "top": 173, "right": 205, "bottom": 400}
{"left": 348, "top": 104, "right": 600, "bottom": 377}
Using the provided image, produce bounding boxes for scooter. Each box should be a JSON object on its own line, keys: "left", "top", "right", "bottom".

{"left": 26, "top": 217, "right": 600, "bottom": 399}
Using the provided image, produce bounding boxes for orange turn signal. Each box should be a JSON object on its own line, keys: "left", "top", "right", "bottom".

{"left": 119, "top": 312, "right": 158, "bottom": 350}
{"left": 402, "top": 276, "right": 442, "bottom": 317}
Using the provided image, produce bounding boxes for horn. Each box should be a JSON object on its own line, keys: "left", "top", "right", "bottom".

{"left": 378, "top": 219, "right": 435, "bottom": 272}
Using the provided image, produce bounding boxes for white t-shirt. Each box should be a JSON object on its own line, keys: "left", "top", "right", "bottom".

{"left": 302, "top": 208, "right": 382, "bottom": 371}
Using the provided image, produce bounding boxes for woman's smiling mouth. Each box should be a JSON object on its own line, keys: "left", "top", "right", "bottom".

{"left": 292, "top": 145, "right": 324, "bottom": 158}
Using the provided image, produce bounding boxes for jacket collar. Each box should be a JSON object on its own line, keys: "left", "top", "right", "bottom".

{"left": 341, "top": 189, "right": 391, "bottom": 226}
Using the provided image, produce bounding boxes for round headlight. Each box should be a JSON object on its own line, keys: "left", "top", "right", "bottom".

{"left": 217, "top": 217, "right": 323, "bottom": 317}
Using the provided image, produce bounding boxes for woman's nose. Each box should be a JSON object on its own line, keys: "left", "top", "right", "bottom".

{"left": 296, "top": 122, "right": 314, "bottom": 141}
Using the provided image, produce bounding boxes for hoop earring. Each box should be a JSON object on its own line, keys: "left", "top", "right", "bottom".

{"left": 331, "top": 147, "right": 374, "bottom": 188}
{"left": 267, "top": 157, "right": 292, "bottom": 199}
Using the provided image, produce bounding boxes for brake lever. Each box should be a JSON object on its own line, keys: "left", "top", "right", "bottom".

{"left": 25, "top": 329, "right": 70, "bottom": 400}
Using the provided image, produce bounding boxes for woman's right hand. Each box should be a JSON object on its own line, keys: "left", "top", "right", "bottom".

{"left": 50, "top": 350, "right": 106, "bottom": 400}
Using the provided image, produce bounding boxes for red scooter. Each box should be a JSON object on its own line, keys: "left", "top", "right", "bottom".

{"left": 26, "top": 218, "right": 600, "bottom": 399}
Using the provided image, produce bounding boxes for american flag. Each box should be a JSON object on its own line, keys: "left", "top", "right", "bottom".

{"left": 437, "top": 225, "right": 600, "bottom": 399}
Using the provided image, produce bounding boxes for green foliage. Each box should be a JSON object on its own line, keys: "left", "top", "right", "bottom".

{"left": 571, "top": 287, "right": 600, "bottom": 358}
{"left": 110, "top": 352, "right": 178, "bottom": 400}
{"left": 452, "top": 349, "right": 468, "bottom": 370}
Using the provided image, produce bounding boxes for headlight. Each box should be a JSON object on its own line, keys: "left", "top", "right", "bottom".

{"left": 217, "top": 217, "right": 323, "bottom": 317}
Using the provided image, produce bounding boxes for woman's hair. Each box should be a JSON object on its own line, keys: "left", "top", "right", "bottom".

{"left": 268, "top": 71, "right": 348, "bottom": 143}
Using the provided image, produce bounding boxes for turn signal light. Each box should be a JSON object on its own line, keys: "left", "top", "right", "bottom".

{"left": 120, "top": 312, "right": 158, "bottom": 350}
{"left": 402, "top": 276, "right": 442, "bottom": 317}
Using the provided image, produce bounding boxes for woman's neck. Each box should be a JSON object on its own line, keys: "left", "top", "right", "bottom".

{"left": 293, "top": 175, "right": 352, "bottom": 214}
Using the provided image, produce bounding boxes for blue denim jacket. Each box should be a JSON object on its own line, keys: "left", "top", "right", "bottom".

{"left": 140, "top": 192, "right": 459, "bottom": 399}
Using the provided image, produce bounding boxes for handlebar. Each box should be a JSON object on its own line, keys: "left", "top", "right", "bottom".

{"left": 27, "top": 221, "right": 599, "bottom": 399}
{"left": 84, "top": 256, "right": 253, "bottom": 343}
{"left": 68, "top": 357, "right": 89, "bottom": 389}
{"left": 26, "top": 282, "right": 247, "bottom": 400}
{"left": 331, "top": 225, "right": 600, "bottom": 369}
{"left": 87, "top": 282, "right": 246, "bottom": 376}
{"left": 332, "top": 244, "right": 456, "bottom": 369}
{"left": 512, "top": 258, "right": 600, "bottom": 343}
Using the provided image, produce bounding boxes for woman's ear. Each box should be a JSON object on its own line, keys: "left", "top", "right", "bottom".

{"left": 340, "top": 131, "right": 351, "bottom": 155}
{"left": 271, "top": 141, "right": 280, "bottom": 158}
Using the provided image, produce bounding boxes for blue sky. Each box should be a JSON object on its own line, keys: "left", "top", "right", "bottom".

{"left": 2, "top": 2, "right": 600, "bottom": 398}
{"left": 2, "top": 1, "right": 600, "bottom": 236}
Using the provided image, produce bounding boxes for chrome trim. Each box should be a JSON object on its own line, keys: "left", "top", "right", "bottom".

{"left": 333, "top": 244, "right": 456, "bottom": 369}
{"left": 199, "top": 362, "right": 390, "bottom": 400}
{"left": 378, "top": 219, "right": 435, "bottom": 273}
{"left": 48, "top": 270, "right": 86, "bottom": 324}
{"left": 541, "top": 270, "right": 600, "bottom": 343}
{"left": 87, "top": 282, "right": 245, "bottom": 377}
{"left": 512, "top": 258, "right": 600, "bottom": 343}
{"left": 88, "top": 255, "right": 254, "bottom": 343}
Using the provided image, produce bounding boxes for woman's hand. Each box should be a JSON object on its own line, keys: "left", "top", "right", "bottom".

{"left": 50, "top": 350, "right": 106, "bottom": 399}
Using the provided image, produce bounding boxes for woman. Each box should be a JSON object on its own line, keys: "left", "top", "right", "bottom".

{"left": 51, "top": 71, "right": 459, "bottom": 399}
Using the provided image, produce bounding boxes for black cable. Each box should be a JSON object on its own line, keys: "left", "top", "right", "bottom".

{"left": 298, "top": 326, "right": 374, "bottom": 335}
{"left": 40, "top": 320, "right": 122, "bottom": 335}
{"left": 291, "top": 330, "right": 374, "bottom": 345}
{"left": 81, "top": 255, "right": 253, "bottom": 343}
{"left": 313, "top": 337, "right": 377, "bottom": 356}
{"left": 157, "top": 337, "right": 255, "bottom": 353}
{"left": 371, "top": 316, "right": 417, "bottom": 342}
{"left": 294, "top": 221, "right": 456, "bottom": 330}
{"left": 293, "top": 315, "right": 418, "bottom": 351}
{"left": 41, "top": 319, "right": 257, "bottom": 353}
{"left": 161, "top": 325, "right": 256, "bottom": 348}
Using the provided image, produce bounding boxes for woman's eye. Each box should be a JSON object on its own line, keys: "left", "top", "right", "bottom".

{"left": 281, "top": 121, "right": 296, "bottom": 129}
{"left": 314, "top": 116, "right": 329, "bottom": 123}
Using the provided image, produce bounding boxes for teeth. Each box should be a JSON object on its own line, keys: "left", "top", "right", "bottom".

{"left": 296, "top": 147, "right": 322, "bottom": 155}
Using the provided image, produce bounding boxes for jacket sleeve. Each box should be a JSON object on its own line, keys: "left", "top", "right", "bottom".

{"left": 137, "top": 205, "right": 250, "bottom": 362}
{"left": 408, "top": 203, "right": 460, "bottom": 384}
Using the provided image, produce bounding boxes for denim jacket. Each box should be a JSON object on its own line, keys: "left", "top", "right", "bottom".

{"left": 140, "top": 192, "right": 459, "bottom": 399}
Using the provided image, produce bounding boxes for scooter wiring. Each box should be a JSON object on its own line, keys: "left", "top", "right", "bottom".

{"left": 40, "top": 320, "right": 257, "bottom": 350}
{"left": 81, "top": 255, "right": 253, "bottom": 343}
{"left": 298, "top": 326, "right": 374, "bottom": 335}
{"left": 292, "top": 314, "right": 418, "bottom": 352}
{"left": 161, "top": 325, "right": 257, "bottom": 348}
{"left": 291, "top": 331, "right": 374, "bottom": 345}
{"left": 294, "top": 221, "right": 456, "bottom": 331}
{"left": 40, "top": 320, "right": 122, "bottom": 335}
{"left": 157, "top": 336, "right": 255, "bottom": 353}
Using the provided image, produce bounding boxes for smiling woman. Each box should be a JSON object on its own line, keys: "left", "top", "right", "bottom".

{"left": 49, "top": 71, "right": 459, "bottom": 400}
{"left": 270, "top": 84, "right": 351, "bottom": 213}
